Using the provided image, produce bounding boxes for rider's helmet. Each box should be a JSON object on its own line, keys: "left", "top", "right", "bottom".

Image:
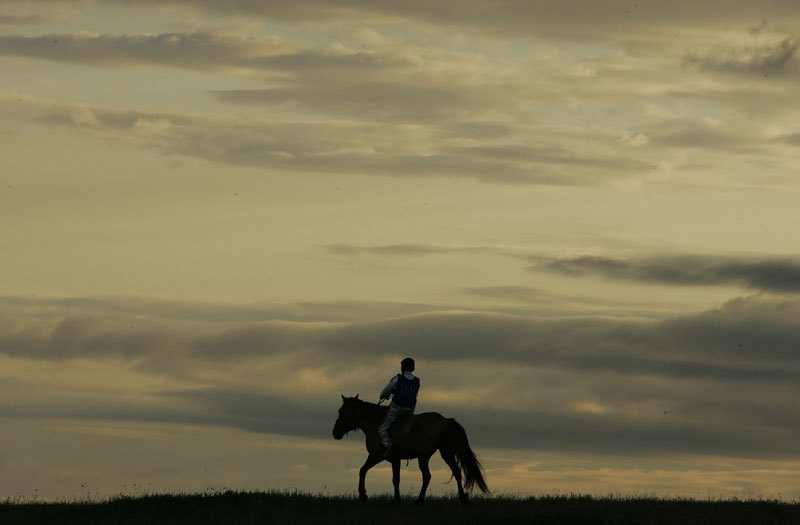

{"left": 401, "top": 357, "right": 415, "bottom": 372}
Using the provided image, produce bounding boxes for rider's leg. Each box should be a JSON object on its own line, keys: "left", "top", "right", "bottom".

{"left": 378, "top": 405, "right": 400, "bottom": 449}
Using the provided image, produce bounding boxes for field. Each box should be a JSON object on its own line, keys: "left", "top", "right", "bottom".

{"left": 2, "top": 491, "right": 799, "bottom": 525}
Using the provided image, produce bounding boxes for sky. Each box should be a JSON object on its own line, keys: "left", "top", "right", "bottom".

{"left": 1, "top": 0, "right": 800, "bottom": 501}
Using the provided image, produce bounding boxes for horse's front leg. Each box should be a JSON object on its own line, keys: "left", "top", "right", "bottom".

{"left": 358, "top": 454, "right": 382, "bottom": 502}
{"left": 391, "top": 459, "right": 401, "bottom": 504}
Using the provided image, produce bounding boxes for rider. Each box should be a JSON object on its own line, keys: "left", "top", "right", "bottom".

{"left": 378, "top": 357, "right": 419, "bottom": 459}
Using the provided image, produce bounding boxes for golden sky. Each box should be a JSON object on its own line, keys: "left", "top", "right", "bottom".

{"left": 2, "top": 0, "right": 800, "bottom": 500}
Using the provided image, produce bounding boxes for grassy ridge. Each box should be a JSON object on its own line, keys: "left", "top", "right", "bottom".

{"left": 3, "top": 491, "right": 799, "bottom": 525}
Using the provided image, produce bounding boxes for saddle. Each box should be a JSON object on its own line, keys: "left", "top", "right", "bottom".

{"left": 378, "top": 411, "right": 415, "bottom": 445}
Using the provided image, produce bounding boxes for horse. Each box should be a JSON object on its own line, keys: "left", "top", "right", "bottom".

{"left": 332, "top": 394, "right": 489, "bottom": 505}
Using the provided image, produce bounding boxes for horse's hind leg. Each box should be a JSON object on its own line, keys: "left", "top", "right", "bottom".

{"left": 440, "top": 447, "right": 467, "bottom": 504}
{"left": 391, "top": 459, "right": 401, "bottom": 504}
{"left": 415, "top": 454, "right": 432, "bottom": 505}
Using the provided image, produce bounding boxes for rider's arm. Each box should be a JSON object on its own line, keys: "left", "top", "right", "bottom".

{"left": 379, "top": 376, "right": 398, "bottom": 400}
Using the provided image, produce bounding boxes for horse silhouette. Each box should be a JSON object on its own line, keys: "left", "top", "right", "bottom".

{"left": 332, "top": 394, "right": 488, "bottom": 504}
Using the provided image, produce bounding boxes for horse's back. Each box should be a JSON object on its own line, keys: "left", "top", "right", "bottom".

{"left": 390, "top": 412, "right": 451, "bottom": 458}
{"left": 395, "top": 411, "right": 448, "bottom": 431}
{"left": 414, "top": 411, "right": 448, "bottom": 422}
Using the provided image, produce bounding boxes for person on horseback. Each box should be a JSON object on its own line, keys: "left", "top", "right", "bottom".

{"left": 378, "top": 357, "right": 419, "bottom": 459}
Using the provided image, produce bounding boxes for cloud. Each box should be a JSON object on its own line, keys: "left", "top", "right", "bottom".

{"left": 464, "top": 286, "right": 551, "bottom": 302}
{"left": 2, "top": 93, "right": 655, "bottom": 185}
{"left": 449, "top": 144, "right": 655, "bottom": 172}
{"left": 0, "top": 31, "right": 294, "bottom": 70}
{"left": 20, "top": 1, "right": 800, "bottom": 46}
{"left": 2, "top": 293, "right": 800, "bottom": 459}
{"left": 7, "top": 293, "right": 800, "bottom": 388}
{"left": 461, "top": 285, "right": 686, "bottom": 316}
{"left": 0, "top": 317, "right": 172, "bottom": 361}
{"left": 314, "top": 304, "right": 800, "bottom": 387}
{"left": 646, "top": 120, "right": 756, "bottom": 152}
{"left": 0, "top": 13, "right": 45, "bottom": 24}
{"left": 327, "top": 243, "right": 499, "bottom": 256}
{"left": 0, "top": 294, "right": 449, "bottom": 323}
{"left": 0, "top": 2, "right": 72, "bottom": 25}
{"left": 538, "top": 254, "right": 800, "bottom": 293}
{"left": 775, "top": 132, "right": 800, "bottom": 146}
{"left": 685, "top": 35, "right": 800, "bottom": 77}
{"left": 3, "top": 381, "right": 798, "bottom": 459}
{"left": 153, "top": 386, "right": 800, "bottom": 458}
{"left": 4, "top": 23, "right": 798, "bottom": 189}
{"left": 0, "top": 30, "right": 514, "bottom": 123}
{"left": 328, "top": 245, "right": 800, "bottom": 295}
{"left": 214, "top": 82, "right": 502, "bottom": 122}
{"left": 155, "top": 388, "right": 332, "bottom": 438}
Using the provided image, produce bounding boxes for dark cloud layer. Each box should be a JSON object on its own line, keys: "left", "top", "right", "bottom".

{"left": 329, "top": 245, "right": 800, "bottom": 294}
{"left": 539, "top": 255, "right": 800, "bottom": 293}
{"left": 3, "top": 385, "right": 798, "bottom": 459}
{"left": 0, "top": 31, "right": 267, "bottom": 68}
{"left": 0, "top": 317, "right": 170, "bottom": 361}
{"left": 4, "top": 295, "right": 800, "bottom": 387}
{"left": 144, "top": 387, "right": 800, "bottom": 458}
{"left": 20, "top": 1, "right": 800, "bottom": 44}
{"left": 0, "top": 31, "right": 407, "bottom": 75}
{"left": 2, "top": 294, "right": 800, "bottom": 459}
{"left": 685, "top": 36, "right": 800, "bottom": 77}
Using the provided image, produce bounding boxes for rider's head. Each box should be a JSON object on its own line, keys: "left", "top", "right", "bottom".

{"left": 401, "top": 357, "right": 415, "bottom": 372}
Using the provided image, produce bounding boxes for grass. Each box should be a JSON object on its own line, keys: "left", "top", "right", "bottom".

{"left": 2, "top": 490, "right": 799, "bottom": 525}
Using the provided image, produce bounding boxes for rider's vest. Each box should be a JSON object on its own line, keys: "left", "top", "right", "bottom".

{"left": 392, "top": 374, "right": 420, "bottom": 409}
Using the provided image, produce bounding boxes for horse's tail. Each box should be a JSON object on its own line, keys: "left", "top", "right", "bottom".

{"left": 444, "top": 418, "right": 489, "bottom": 494}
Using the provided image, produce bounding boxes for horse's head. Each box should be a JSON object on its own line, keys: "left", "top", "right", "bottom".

{"left": 332, "top": 394, "right": 361, "bottom": 439}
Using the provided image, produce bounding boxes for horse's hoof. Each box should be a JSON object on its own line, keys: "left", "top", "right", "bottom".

{"left": 359, "top": 493, "right": 368, "bottom": 502}
{"left": 414, "top": 498, "right": 425, "bottom": 506}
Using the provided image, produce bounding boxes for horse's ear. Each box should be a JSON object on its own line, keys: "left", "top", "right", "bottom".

{"left": 341, "top": 394, "right": 346, "bottom": 401}
{"left": 355, "top": 393, "right": 359, "bottom": 399}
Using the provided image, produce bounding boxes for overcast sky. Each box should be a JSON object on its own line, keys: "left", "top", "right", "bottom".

{"left": 2, "top": 0, "right": 800, "bottom": 500}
